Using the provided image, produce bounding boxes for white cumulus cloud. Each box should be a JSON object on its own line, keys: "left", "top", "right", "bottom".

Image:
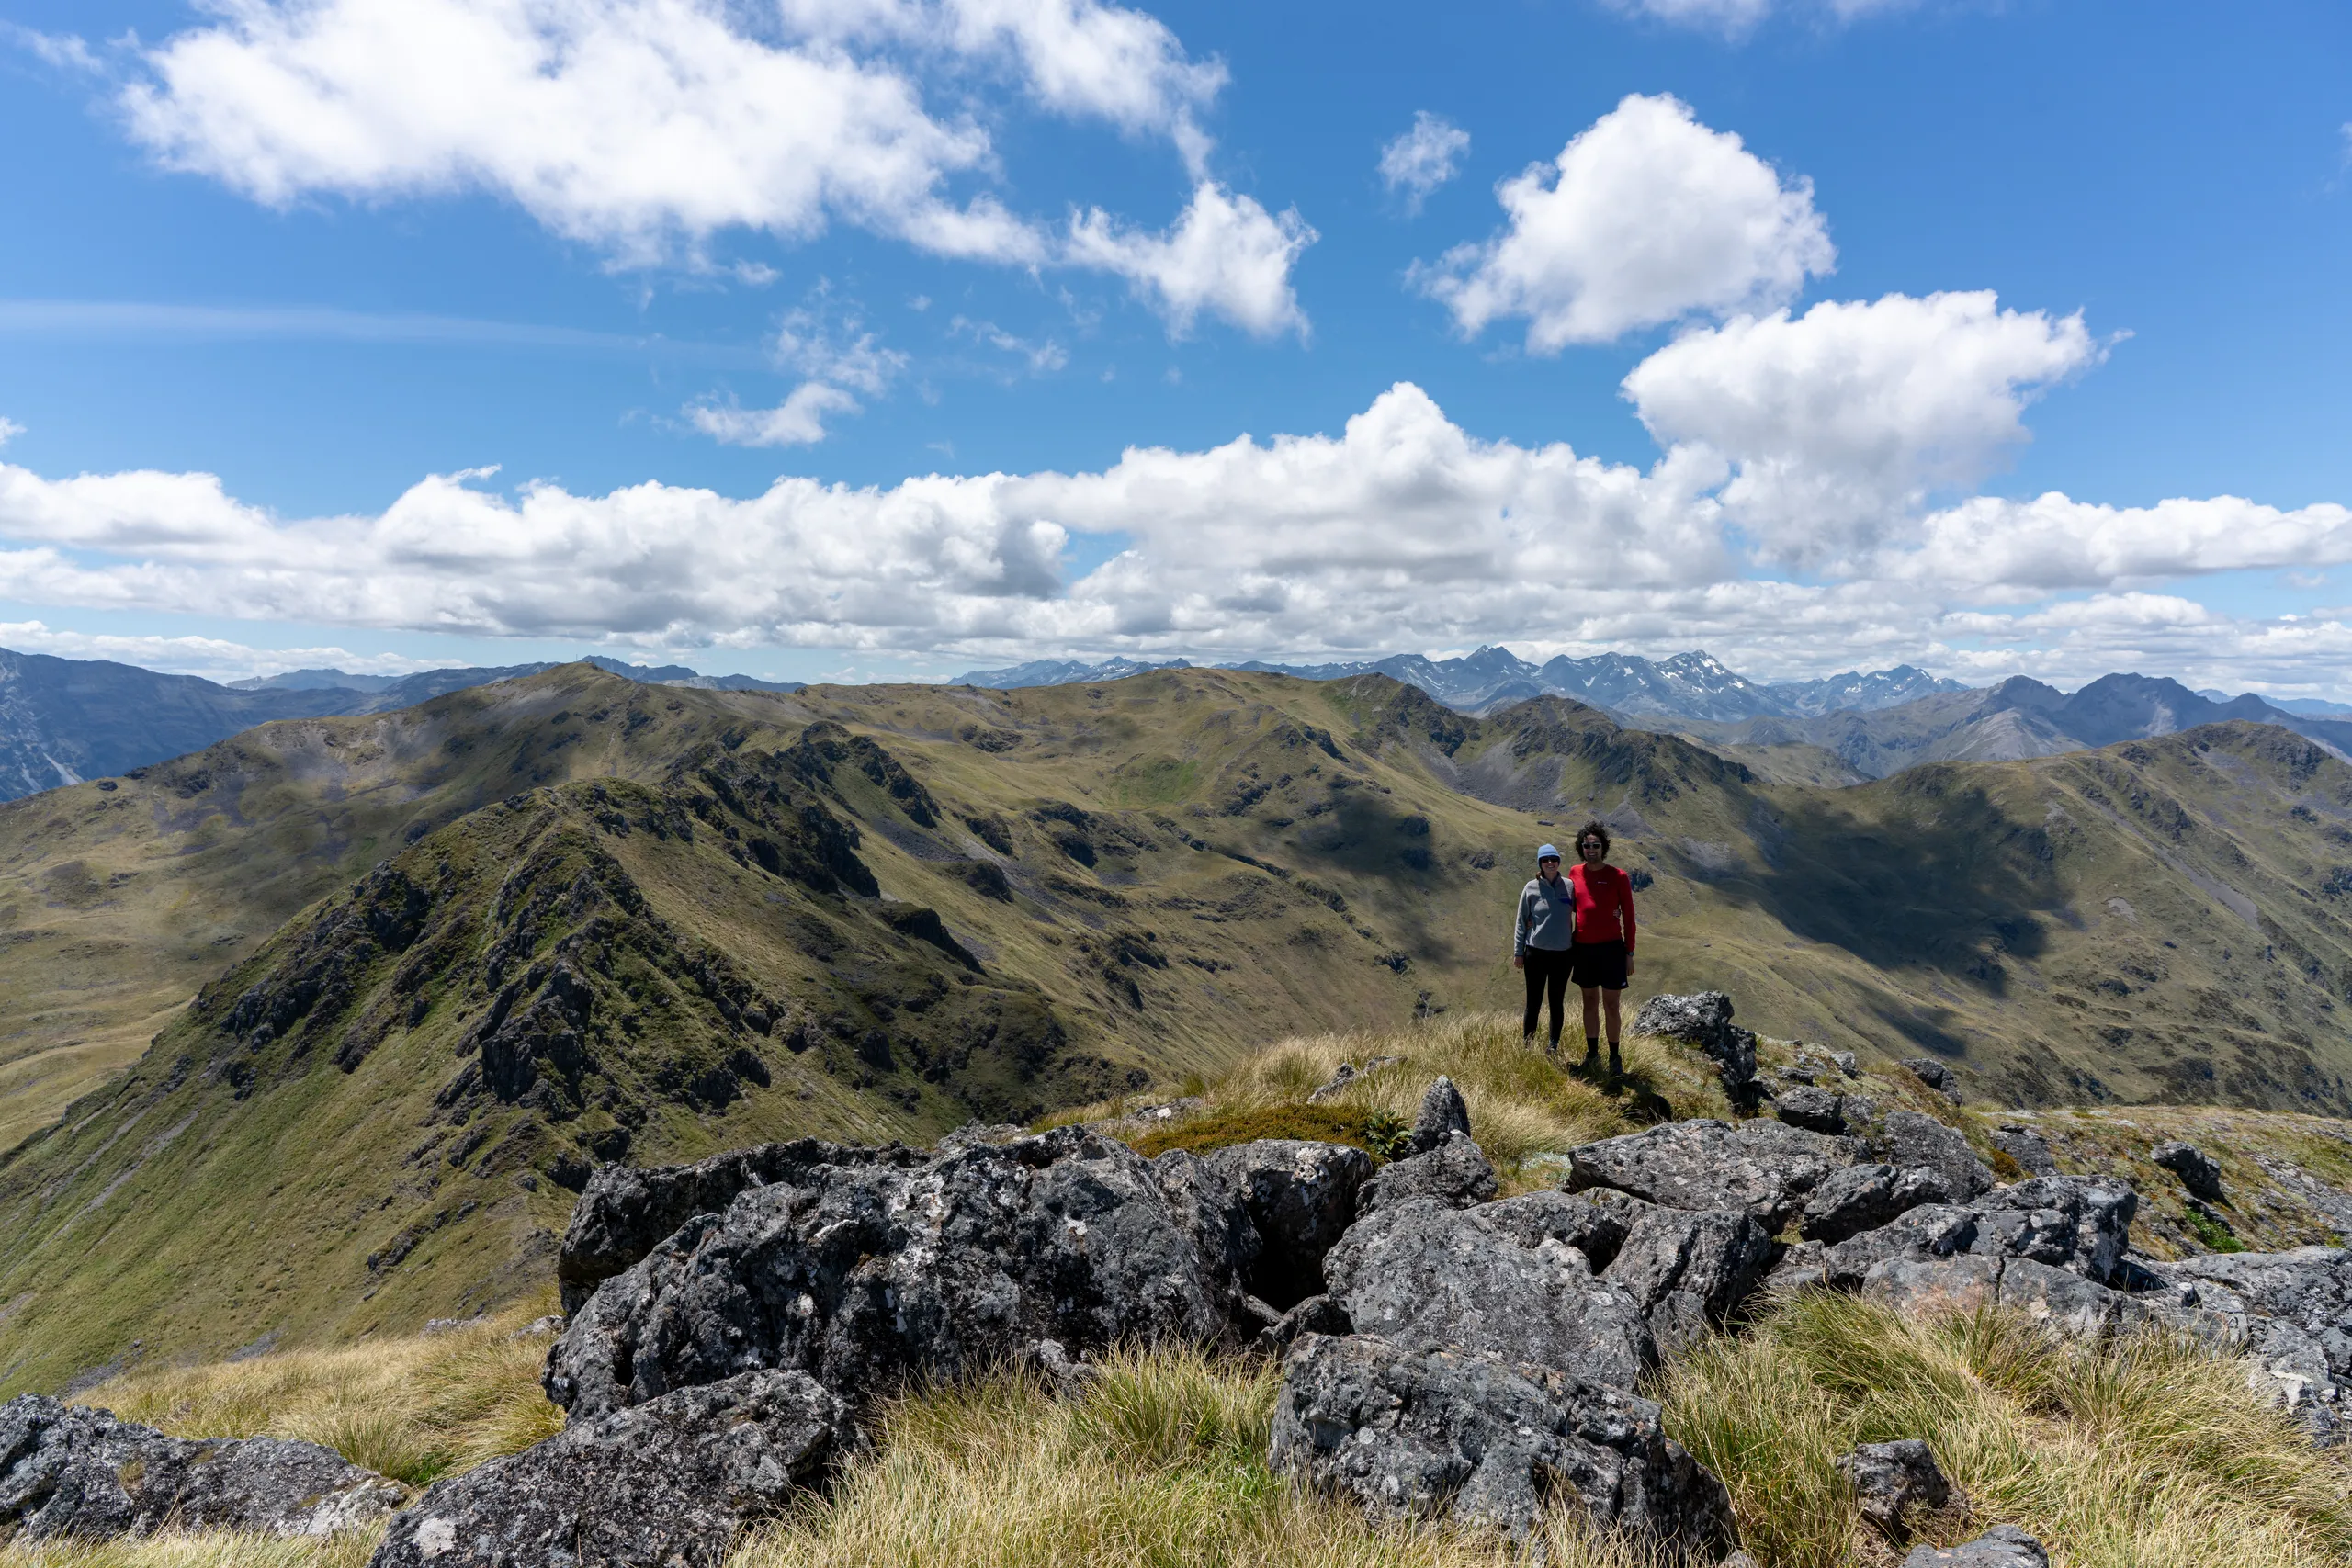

{"left": 1602, "top": 0, "right": 1917, "bottom": 37}
{"left": 1068, "top": 183, "right": 1317, "bottom": 339}
{"left": 1424, "top": 93, "right": 1833, "bottom": 351}
{"left": 688, "top": 384, "right": 864, "bottom": 446}
{"left": 1379, "top": 111, "right": 1470, "bottom": 212}
{"left": 1623, "top": 291, "right": 2102, "bottom": 561}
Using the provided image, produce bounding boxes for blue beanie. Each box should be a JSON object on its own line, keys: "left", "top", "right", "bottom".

{"left": 1537, "top": 843, "right": 1561, "bottom": 861}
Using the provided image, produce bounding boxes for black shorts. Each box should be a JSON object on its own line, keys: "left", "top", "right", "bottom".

{"left": 1568, "top": 940, "right": 1628, "bottom": 991}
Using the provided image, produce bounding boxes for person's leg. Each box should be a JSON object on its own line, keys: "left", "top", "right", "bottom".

{"left": 1544, "top": 957, "right": 1569, "bottom": 1053}
{"left": 1580, "top": 984, "right": 1602, "bottom": 1065}
{"left": 1522, "top": 956, "right": 1544, "bottom": 1043}
{"left": 1603, "top": 986, "right": 1624, "bottom": 1073}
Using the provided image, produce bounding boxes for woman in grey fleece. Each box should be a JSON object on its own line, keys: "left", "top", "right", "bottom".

{"left": 1511, "top": 843, "right": 1576, "bottom": 1054}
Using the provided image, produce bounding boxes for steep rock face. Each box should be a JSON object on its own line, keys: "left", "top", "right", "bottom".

{"left": 1320, "top": 1198, "right": 1655, "bottom": 1392}
{"left": 545, "top": 1128, "right": 1247, "bottom": 1419}
{"left": 368, "top": 1370, "right": 851, "bottom": 1568}
{"left": 1269, "top": 1333, "right": 1736, "bottom": 1549}
{"left": 0, "top": 1396, "right": 401, "bottom": 1542}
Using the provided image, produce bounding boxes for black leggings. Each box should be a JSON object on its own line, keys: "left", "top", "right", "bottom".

{"left": 1522, "top": 947, "right": 1572, "bottom": 1045}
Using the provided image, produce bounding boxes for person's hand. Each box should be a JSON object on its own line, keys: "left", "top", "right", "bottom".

{"left": 1511, "top": 954, "right": 1524, "bottom": 970}
{"left": 1626, "top": 957, "right": 1637, "bottom": 980}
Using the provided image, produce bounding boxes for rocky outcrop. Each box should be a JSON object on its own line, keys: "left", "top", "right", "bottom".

{"left": 555, "top": 1138, "right": 924, "bottom": 1312}
{"left": 1632, "top": 992, "right": 1758, "bottom": 1106}
{"left": 546, "top": 1126, "right": 1250, "bottom": 1419}
{"left": 1357, "top": 1134, "right": 1498, "bottom": 1214}
{"left": 1200, "top": 1139, "right": 1374, "bottom": 1309}
{"left": 369, "top": 1370, "right": 852, "bottom": 1568}
{"left": 1775, "top": 1086, "right": 1845, "bottom": 1135}
{"left": 1268, "top": 1333, "right": 1736, "bottom": 1550}
{"left": 0, "top": 1396, "right": 401, "bottom": 1542}
{"left": 1322, "top": 1197, "right": 1655, "bottom": 1391}
{"left": 1901, "top": 1058, "right": 1962, "bottom": 1103}
{"left": 1567, "top": 1119, "right": 1857, "bottom": 1230}
{"left": 1409, "top": 1077, "right": 1473, "bottom": 1151}
{"left": 1601, "top": 1208, "right": 1774, "bottom": 1352}
{"left": 1800, "top": 1165, "right": 1953, "bottom": 1246}
{"left": 1987, "top": 1125, "right": 2057, "bottom": 1178}
{"left": 1838, "top": 1439, "right": 1951, "bottom": 1537}
{"left": 2146, "top": 1247, "right": 2352, "bottom": 1434}
{"left": 1905, "top": 1525, "right": 2047, "bottom": 1568}
{"left": 1873, "top": 1111, "right": 1994, "bottom": 1205}
{"left": 2151, "top": 1140, "right": 2224, "bottom": 1202}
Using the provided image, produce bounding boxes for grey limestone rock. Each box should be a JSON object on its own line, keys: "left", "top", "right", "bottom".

{"left": 1823, "top": 1205, "right": 1980, "bottom": 1292}
{"left": 1800, "top": 1165, "right": 1951, "bottom": 1246}
{"left": 1322, "top": 1198, "right": 1655, "bottom": 1391}
{"left": 1631, "top": 992, "right": 1758, "bottom": 1105}
{"left": 1357, "top": 1134, "right": 1498, "bottom": 1215}
{"left": 1775, "top": 1086, "right": 1845, "bottom": 1135}
{"left": 2151, "top": 1140, "right": 2225, "bottom": 1202}
{"left": 1410, "top": 1077, "right": 1474, "bottom": 1152}
{"left": 1838, "top": 1438, "right": 1951, "bottom": 1536}
{"left": 1568, "top": 1118, "right": 1859, "bottom": 1231}
{"left": 1201, "top": 1139, "right": 1374, "bottom": 1308}
{"left": 1603, "top": 1208, "right": 1774, "bottom": 1329}
{"left": 1479, "top": 1188, "right": 1654, "bottom": 1270}
{"left": 1988, "top": 1125, "right": 2058, "bottom": 1179}
{"left": 1901, "top": 1058, "right": 1962, "bottom": 1103}
{"left": 1969, "top": 1176, "right": 2135, "bottom": 1285}
{"left": 554, "top": 1138, "right": 922, "bottom": 1313}
{"left": 1268, "top": 1333, "right": 1736, "bottom": 1551}
{"left": 0, "top": 1395, "right": 402, "bottom": 1543}
{"left": 369, "top": 1370, "right": 851, "bottom": 1568}
{"left": 1877, "top": 1111, "right": 1995, "bottom": 1205}
{"left": 1905, "top": 1525, "right": 2048, "bottom": 1568}
{"left": 546, "top": 1126, "right": 1248, "bottom": 1420}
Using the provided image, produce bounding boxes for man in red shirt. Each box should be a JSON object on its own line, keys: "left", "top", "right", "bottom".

{"left": 1566, "top": 819, "right": 1637, "bottom": 1076}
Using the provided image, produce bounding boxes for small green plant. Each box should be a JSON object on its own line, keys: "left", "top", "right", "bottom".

{"left": 2184, "top": 1202, "right": 2246, "bottom": 1253}
{"left": 1361, "top": 1110, "right": 1416, "bottom": 1162}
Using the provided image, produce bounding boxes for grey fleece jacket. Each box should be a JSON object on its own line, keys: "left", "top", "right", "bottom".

{"left": 1513, "top": 874, "right": 1576, "bottom": 957}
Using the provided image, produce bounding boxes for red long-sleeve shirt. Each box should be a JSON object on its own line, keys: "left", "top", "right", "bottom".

{"left": 1570, "top": 863, "right": 1636, "bottom": 952}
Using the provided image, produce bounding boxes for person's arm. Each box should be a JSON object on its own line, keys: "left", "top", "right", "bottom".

{"left": 1619, "top": 871, "right": 1637, "bottom": 963}
{"left": 1512, "top": 886, "right": 1531, "bottom": 962}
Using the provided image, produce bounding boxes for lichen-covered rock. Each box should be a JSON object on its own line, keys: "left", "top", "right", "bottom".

{"left": 1905, "top": 1525, "right": 2047, "bottom": 1568}
{"left": 1838, "top": 1438, "right": 1951, "bottom": 1536}
{"left": 1987, "top": 1125, "right": 2058, "bottom": 1179}
{"left": 1479, "top": 1189, "right": 1654, "bottom": 1271}
{"left": 1800, "top": 1165, "right": 1951, "bottom": 1246}
{"left": 2151, "top": 1140, "right": 2225, "bottom": 1202}
{"left": 546, "top": 1127, "right": 1248, "bottom": 1419}
{"left": 1631, "top": 992, "right": 1757, "bottom": 1104}
{"left": 368, "top": 1370, "right": 850, "bottom": 1568}
{"left": 1567, "top": 1119, "right": 1858, "bottom": 1231}
{"left": 555, "top": 1138, "right": 923, "bottom": 1312}
{"left": 1875, "top": 1112, "right": 1994, "bottom": 1205}
{"left": 1968, "top": 1176, "right": 2136, "bottom": 1286}
{"left": 1322, "top": 1198, "right": 1655, "bottom": 1391}
{"left": 1409, "top": 1077, "right": 1474, "bottom": 1152}
{"left": 1776, "top": 1086, "right": 1845, "bottom": 1135}
{"left": 1602, "top": 1209, "right": 1773, "bottom": 1329}
{"left": 1201, "top": 1139, "right": 1374, "bottom": 1308}
{"left": 0, "top": 1396, "right": 401, "bottom": 1543}
{"left": 1268, "top": 1333, "right": 1736, "bottom": 1551}
{"left": 1822, "top": 1205, "right": 1979, "bottom": 1291}
{"left": 1356, "top": 1134, "right": 1498, "bottom": 1215}
{"left": 1254, "top": 1294, "right": 1353, "bottom": 1358}
{"left": 1901, "top": 1058, "right": 1962, "bottom": 1103}
{"left": 2147, "top": 1247, "right": 2352, "bottom": 1432}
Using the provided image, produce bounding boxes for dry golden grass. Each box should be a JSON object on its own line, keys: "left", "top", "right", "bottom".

{"left": 68, "top": 1290, "right": 564, "bottom": 1488}
{"left": 1659, "top": 1292, "right": 2352, "bottom": 1568}
{"left": 0, "top": 1532, "right": 384, "bottom": 1568}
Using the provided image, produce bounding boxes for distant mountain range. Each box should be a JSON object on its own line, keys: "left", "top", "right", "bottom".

{"left": 954, "top": 646, "right": 1967, "bottom": 721}
{"left": 950, "top": 648, "right": 2352, "bottom": 783}
{"left": 0, "top": 650, "right": 802, "bottom": 803}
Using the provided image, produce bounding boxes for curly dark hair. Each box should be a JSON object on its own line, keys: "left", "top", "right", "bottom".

{"left": 1574, "top": 818, "right": 1611, "bottom": 859}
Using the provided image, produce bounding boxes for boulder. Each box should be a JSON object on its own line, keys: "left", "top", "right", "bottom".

{"left": 0, "top": 1396, "right": 401, "bottom": 1543}
{"left": 1254, "top": 1295, "right": 1353, "bottom": 1359}
{"left": 1602, "top": 1209, "right": 1774, "bottom": 1329}
{"left": 1876, "top": 1111, "right": 1994, "bottom": 1205}
{"left": 1322, "top": 1198, "right": 1655, "bottom": 1391}
{"left": 1479, "top": 1189, "right": 1654, "bottom": 1271}
{"left": 555, "top": 1138, "right": 923, "bottom": 1313}
{"left": 1268, "top": 1333, "right": 1736, "bottom": 1551}
{"left": 1776, "top": 1086, "right": 1845, "bottom": 1135}
{"left": 369, "top": 1370, "right": 851, "bottom": 1568}
{"left": 1968, "top": 1176, "right": 2136, "bottom": 1285}
{"left": 1905, "top": 1526, "right": 2048, "bottom": 1568}
{"left": 1567, "top": 1119, "right": 1858, "bottom": 1231}
{"left": 1838, "top": 1439, "right": 1951, "bottom": 1536}
{"left": 2150, "top": 1140, "right": 2224, "bottom": 1202}
{"left": 1631, "top": 992, "right": 1758, "bottom": 1105}
{"left": 1901, "top": 1058, "right": 1962, "bottom": 1103}
{"left": 546, "top": 1127, "right": 1249, "bottom": 1420}
{"left": 1823, "top": 1206, "right": 1980, "bottom": 1292}
{"left": 1410, "top": 1077, "right": 1474, "bottom": 1152}
{"left": 1987, "top": 1125, "right": 2058, "bottom": 1179}
{"left": 1201, "top": 1139, "right": 1374, "bottom": 1308}
{"left": 1356, "top": 1134, "right": 1498, "bottom": 1215}
{"left": 1800, "top": 1165, "right": 1951, "bottom": 1246}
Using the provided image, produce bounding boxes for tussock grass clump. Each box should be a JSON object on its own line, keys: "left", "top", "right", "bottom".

{"left": 1661, "top": 1292, "right": 2352, "bottom": 1568}
{"left": 69, "top": 1292, "right": 564, "bottom": 1487}
{"left": 0, "top": 1530, "right": 383, "bottom": 1568}
{"left": 737, "top": 1345, "right": 1657, "bottom": 1568}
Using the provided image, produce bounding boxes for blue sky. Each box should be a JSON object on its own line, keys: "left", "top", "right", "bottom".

{"left": 0, "top": 0, "right": 2348, "bottom": 694}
